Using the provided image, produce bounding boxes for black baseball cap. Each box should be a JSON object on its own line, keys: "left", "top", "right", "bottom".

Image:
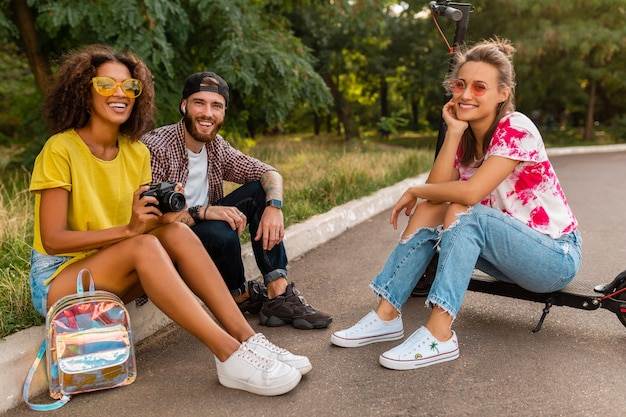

{"left": 181, "top": 71, "right": 229, "bottom": 111}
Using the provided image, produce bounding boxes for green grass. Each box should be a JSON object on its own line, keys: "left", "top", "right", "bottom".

{"left": 0, "top": 134, "right": 434, "bottom": 339}
{"left": 240, "top": 134, "right": 433, "bottom": 227}
{"left": 0, "top": 169, "right": 41, "bottom": 337}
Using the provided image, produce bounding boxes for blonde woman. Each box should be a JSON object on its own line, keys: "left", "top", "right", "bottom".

{"left": 331, "top": 38, "right": 581, "bottom": 370}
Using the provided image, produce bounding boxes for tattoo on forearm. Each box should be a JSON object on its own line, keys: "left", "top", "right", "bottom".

{"left": 180, "top": 213, "right": 195, "bottom": 226}
{"left": 261, "top": 171, "right": 283, "bottom": 200}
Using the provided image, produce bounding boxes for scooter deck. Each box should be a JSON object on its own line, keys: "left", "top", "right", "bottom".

{"left": 471, "top": 270, "right": 598, "bottom": 297}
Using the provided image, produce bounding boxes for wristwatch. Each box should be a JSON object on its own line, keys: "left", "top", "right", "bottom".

{"left": 265, "top": 199, "right": 283, "bottom": 209}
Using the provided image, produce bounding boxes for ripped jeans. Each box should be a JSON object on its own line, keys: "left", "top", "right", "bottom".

{"left": 370, "top": 203, "right": 582, "bottom": 319}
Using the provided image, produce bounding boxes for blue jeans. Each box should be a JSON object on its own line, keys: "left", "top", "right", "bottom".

{"left": 371, "top": 204, "right": 582, "bottom": 319}
{"left": 191, "top": 181, "right": 288, "bottom": 295}
{"left": 29, "top": 250, "right": 73, "bottom": 317}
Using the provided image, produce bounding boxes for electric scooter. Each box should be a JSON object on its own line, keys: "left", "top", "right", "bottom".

{"left": 411, "top": 1, "right": 626, "bottom": 333}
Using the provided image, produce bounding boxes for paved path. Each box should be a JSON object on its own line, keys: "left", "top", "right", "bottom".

{"left": 9, "top": 151, "right": 626, "bottom": 417}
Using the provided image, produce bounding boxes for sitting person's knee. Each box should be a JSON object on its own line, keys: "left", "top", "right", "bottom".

{"left": 444, "top": 203, "right": 470, "bottom": 228}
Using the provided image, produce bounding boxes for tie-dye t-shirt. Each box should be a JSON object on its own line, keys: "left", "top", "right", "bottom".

{"left": 455, "top": 112, "right": 577, "bottom": 239}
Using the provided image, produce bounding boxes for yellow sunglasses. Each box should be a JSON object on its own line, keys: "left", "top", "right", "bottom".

{"left": 91, "top": 77, "right": 143, "bottom": 98}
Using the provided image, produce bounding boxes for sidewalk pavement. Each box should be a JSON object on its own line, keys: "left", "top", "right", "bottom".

{"left": 4, "top": 144, "right": 626, "bottom": 416}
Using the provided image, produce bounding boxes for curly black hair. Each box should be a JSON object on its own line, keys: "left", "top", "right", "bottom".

{"left": 43, "top": 44, "right": 155, "bottom": 140}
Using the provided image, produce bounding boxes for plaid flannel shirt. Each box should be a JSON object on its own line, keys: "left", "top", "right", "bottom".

{"left": 141, "top": 120, "right": 276, "bottom": 204}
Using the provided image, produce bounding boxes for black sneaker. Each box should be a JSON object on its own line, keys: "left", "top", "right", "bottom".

{"left": 237, "top": 281, "right": 268, "bottom": 315}
{"left": 259, "top": 282, "right": 332, "bottom": 330}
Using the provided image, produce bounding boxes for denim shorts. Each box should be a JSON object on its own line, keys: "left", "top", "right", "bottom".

{"left": 30, "top": 250, "right": 73, "bottom": 317}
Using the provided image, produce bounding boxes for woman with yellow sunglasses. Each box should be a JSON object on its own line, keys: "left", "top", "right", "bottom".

{"left": 29, "top": 44, "right": 306, "bottom": 397}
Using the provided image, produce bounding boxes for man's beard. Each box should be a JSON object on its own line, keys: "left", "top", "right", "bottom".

{"left": 183, "top": 112, "right": 223, "bottom": 143}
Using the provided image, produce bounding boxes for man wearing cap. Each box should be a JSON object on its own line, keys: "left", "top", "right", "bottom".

{"left": 141, "top": 72, "right": 332, "bottom": 330}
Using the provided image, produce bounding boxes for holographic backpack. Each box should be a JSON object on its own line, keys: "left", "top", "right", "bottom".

{"left": 23, "top": 269, "right": 137, "bottom": 411}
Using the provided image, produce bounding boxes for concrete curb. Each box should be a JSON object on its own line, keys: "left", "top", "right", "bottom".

{"left": 4, "top": 143, "right": 625, "bottom": 413}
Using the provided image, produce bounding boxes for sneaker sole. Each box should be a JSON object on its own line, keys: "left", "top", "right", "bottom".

{"left": 378, "top": 349, "right": 459, "bottom": 370}
{"left": 330, "top": 330, "right": 404, "bottom": 348}
{"left": 259, "top": 312, "right": 332, "bottom": 329}
{"left": 217, "top": 370, "right": 302, "bottom": 396}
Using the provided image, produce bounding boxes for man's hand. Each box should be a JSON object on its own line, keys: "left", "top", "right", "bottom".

{"left": 204, "top": 205, "right": 247, "bottom": 234}
{"left": 255, "top": 206, "right": 284, "bottom": 250}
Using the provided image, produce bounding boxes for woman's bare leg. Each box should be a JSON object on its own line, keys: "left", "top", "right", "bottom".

{"left": 375, "top": 201, "right": 449, "bottom": 321}
{"left": 401, "top": 201, "right": 449, "bottom": 240}
{"left": 47, "top": 232, "right": 240, "bottom": 361}
{"left": 424, "top": 305, "right": 454, "bottom": 341}
{"left": 149, "top": 223, "right": 256, "bottom": 343}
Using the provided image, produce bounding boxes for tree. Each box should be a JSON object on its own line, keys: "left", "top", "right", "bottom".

{"left": 2, "top": 0, "right": 625, "bottom": 158}
{"left": 285, "top": 0, "right": 392, "bottom": 141}
{"left": 184, "top": 0, "right": 332, "bottom": 137}
{"left": 387, "top": 2, "right": 454, "bottom": 130}
{"left": 9, "top": 0, "right": 51, "bottom": 93}
{"left": 0, "top": 0, "right": 332, "bottom": 152}
{"left": 465, "top": 0, "right": 626, "bottom": 141}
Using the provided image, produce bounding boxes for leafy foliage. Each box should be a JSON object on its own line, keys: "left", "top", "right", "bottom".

{"left": 183, "top": 0, "right": 332, "bottom": 136}
{"left": 466, "top": 0, "right": 626, "bottom": 138}
{"left": 0, "top": 43, "right": 46, "bottom": 167}
{"left": 2, "top": 0, "right": 626, "bottom": 156}
{"left": 1, "top": 0, "right": 333, "bottom": 163}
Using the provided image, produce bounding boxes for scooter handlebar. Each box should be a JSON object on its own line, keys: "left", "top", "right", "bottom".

{"left": 429, "top": 1, "right": 463, "bottom": 21}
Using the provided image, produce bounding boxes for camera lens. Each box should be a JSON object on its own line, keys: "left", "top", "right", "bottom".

{"left": 162, "top": 191, "right": 186, "bottom": 212}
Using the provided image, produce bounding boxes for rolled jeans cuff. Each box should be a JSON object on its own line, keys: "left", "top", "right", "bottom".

{"left": 369, "top": 282, "right": 404, "bottom": 313}
{"left": 230, "top": 283, "right": 248, "bottom": 297}
{"left": 264, "top": 269, "right": 288, "bottom": 285}
{"left": 425, "top": 294, "right": 458, "bottom": 320}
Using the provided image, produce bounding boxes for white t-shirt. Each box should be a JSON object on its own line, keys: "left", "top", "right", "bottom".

{"left": 455, "top": 112, "right": 577, "bottom": 239}
{"left": 186, "top": 147, "right": 209, "bottom": 207}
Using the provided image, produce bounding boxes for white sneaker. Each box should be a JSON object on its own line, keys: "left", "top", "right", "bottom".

{"left": 330, "top": 311, "right": 403, "bottom": 348}
{"left": 247, "top": 333, "right": 312, "bottom": 375}
{"left": 215, "top": 343, "right": 301, "bottom": 396}
{"left": 379, "top": 326, "right": 459, "bottom": 370}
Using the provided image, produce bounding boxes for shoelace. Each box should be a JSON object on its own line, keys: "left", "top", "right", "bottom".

{"left": 402, "top": 329, "right": 430, "bottom": 352}
{"left": 251, "top": 334, "right": 289, "bottom": 354}
{"left": 237, "top": 343, "right": 274, "bottom": 370}
{"left": 353, "top": 313, "right": 379, "bottom": 330}
{"left": 348, "top": 313, "right": 399, "bottom": 334}
{"left": 248, "top": 281, "right": 267, "bottom": 299}
{"left": 286, "top": 286, "right": 310, "bottom": 306}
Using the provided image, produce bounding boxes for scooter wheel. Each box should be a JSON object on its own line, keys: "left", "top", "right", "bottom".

{"left": 411, "top": 278, "right": 432, "bottom": 297}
